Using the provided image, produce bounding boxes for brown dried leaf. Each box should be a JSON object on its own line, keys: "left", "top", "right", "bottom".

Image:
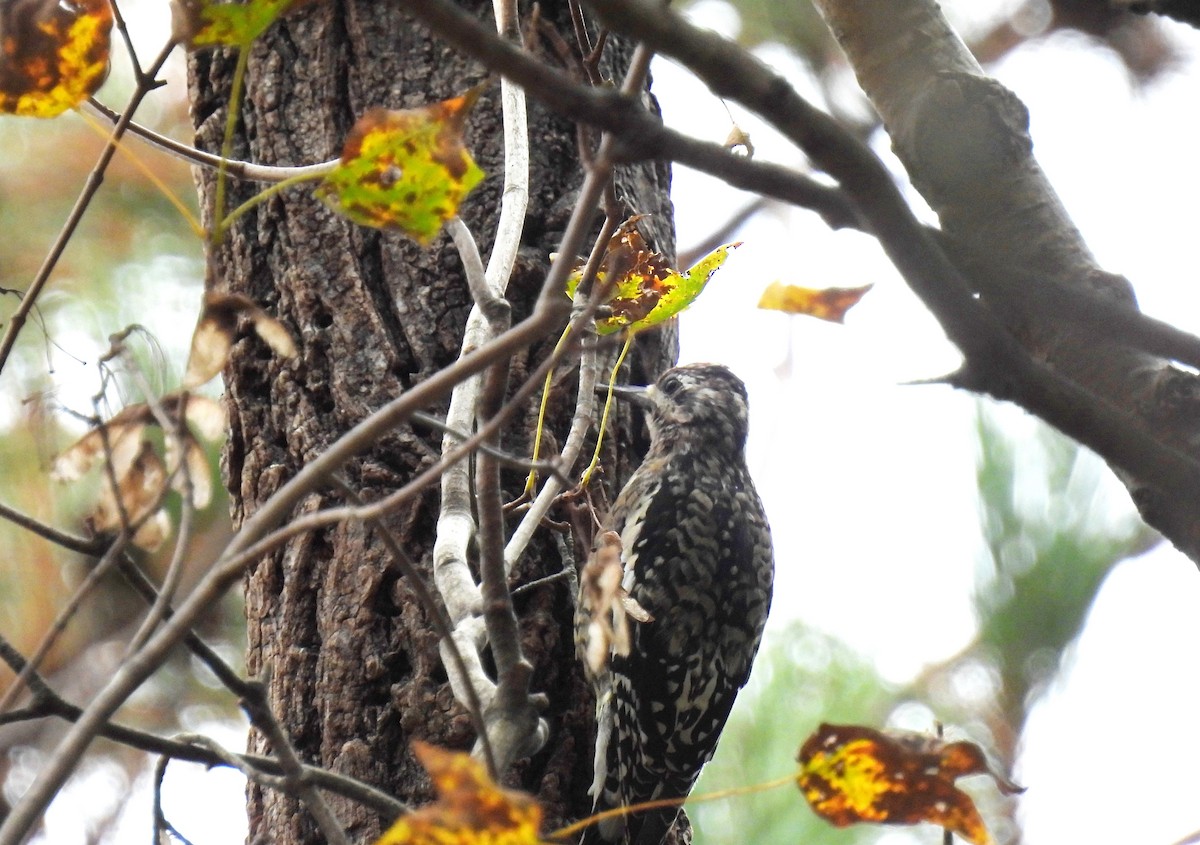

{"left": 52, "top": 418, "right": 146, "bottom": 482}
{"left": 132, "top": 510, "right": 171, "bottom": 551}
{"left": 179, "top": 394, "right": 227, "bottom": 442}
{"left": 723, "top": 124, "right": 754, "bottom": 158}
{"left": 165, "top": 435, "right": 213, "bottom": 509}
{"left": 90, "top": 440, "right": 168, "bottom": 546}
{"left": 578, "top": 530, "right": 652, "bottom": 677}
{"left": 252, "top": 311, "right": 297, "bottom": 358}
{"left": 183, "top": 292, "right": 295, "bottom": 388}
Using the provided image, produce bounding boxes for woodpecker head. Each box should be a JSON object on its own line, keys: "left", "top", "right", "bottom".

{"left": 614, "top": 363, "right": 751, "bottom": 450}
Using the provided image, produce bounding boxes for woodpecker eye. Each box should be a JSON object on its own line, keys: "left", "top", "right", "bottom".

{"left": 658, "top": 373, "right": 684, "bottom": 397}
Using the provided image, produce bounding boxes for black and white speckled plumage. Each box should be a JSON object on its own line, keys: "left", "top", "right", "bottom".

{"left": 580, "top": 363, "right": 774, "bottom": 845}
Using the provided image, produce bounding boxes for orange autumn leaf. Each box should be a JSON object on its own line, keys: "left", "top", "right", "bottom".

{"left": 374, "top": 742, "right": 543, "bottom": 845}
{"left": 757, "top": 281, "right": 872, "bottom": 322}
{"left": 317, "top": 86, "right": 487, "bottom": 244}
{"left": 0, "top": 0, "right": 113, "bottom": 117}
{"left": 796, "top": 723, "right": 1022, "bottom": 845}
{"left": 565, "top": 216, "right": 739, "bottom": 335}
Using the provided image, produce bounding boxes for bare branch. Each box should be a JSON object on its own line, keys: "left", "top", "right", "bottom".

{"left": 239, "top": 675, "right": 351, "bottom": 845}
{"left": 0, "top": 39, "right": 178, "bottom": 377}
{"left": 0, "top": 501, "right": 103, "bottom": 556}
{"left": 399, "top": 0, "right": 860, "bottom": 231}
{"left": 84, "top": 98, "right": 338, "bottom": 182}
{"left": 0, "top": 634, "right": 408, "bottom": 818}
{"left": 584, "top": 0, "right": 1200, "bottom": 561}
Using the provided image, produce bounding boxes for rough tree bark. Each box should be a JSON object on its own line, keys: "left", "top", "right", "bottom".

{"left": 190, "top": 3, "right": 674, "bottom": 843}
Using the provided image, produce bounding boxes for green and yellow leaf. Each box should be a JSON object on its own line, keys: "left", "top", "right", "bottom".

{"left": 317, "top": 86, "right": 487, "bottom": 244}
{"left": 174, "top": 0, "right": 304, "bottom": 49}
{"left": 567, "top": 217, "right": 739, "bottom": 335}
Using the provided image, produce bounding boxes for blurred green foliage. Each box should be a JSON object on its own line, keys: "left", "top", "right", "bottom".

{"left": 691, "top": 403, "right": 1154, "bottom": 845}
{"left": 692, "top": 623, "right": 894, "bottom": 845}
{"left": 970, "top": 409, "right": 1154, "bottom": 727}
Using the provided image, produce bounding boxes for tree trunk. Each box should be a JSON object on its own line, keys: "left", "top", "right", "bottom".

{"left": 189, "top": 3, "right": 674, "bottom": 843}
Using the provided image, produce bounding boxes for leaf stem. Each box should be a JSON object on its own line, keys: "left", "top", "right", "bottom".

{"left": 550, "top": 773, "right": 796, "bottom": 840}
{"left": 523, "top": 323, "right": 573, "bottom": 497}
{"left": 212, "top": 46, "right": 251, "bottom": 244}
{"left": 580, "top": 332, "right": 633, "bottom": 486}
{"left": 217, "top": 169, "right": 328, "bottom": 239}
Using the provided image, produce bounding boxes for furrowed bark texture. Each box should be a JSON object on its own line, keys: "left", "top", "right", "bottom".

{"left": 189, "top": 4, "right": 674, "bottom": 843}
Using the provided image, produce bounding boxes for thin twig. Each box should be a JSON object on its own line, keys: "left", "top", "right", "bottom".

{"left": 152, "top": 755, "right": 197, "bottom": 845}
{"left": 120, "top": 368, "right": 199, "bottom": 656}
{"left": 0, "top": 501, "right": 103, "bottom": 556}
{"left": 328, "top": 475, "right": 498, "bottom": 778}
{"left": 0, "top": 38, "right": 178, "bottom": 377}
{"left": 108, "top": 1, "right": 148, "bottom": 86}
{"left": 410, "top": 410, "right": 568, "bottom": 478}
{"left": 0, "top": 633, "right": 408, "bottom": 818}
{"left": 474, "top": 307, "right": 529, "bottom": 772}
{"left": 676, "top": 196, "right": 769, "bottom": 267}
{"left": 0, "top": 510, "right": 159, "bottom": 715}
{"left": 84, "top": 98, "right": 339, "bottom": 182}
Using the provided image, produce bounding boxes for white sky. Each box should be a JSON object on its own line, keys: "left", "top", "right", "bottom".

{"left": 15, "top": 2, "right": 1200, "bottom": 844}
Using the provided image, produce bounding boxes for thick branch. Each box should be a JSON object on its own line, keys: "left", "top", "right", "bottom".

{"left": 578, "top": 0, "right": 1200, "bottom": 560}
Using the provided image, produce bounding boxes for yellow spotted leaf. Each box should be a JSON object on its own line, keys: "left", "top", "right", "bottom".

{"left": 757, "top": 281, "right": 872, "bottom": 322}
{"left": 796, "top": 723, "right": 1023, "bottom": 845}
{"left": 173, "top": 0, "right": 304, "bottom": 49}
{"left": 374, "top": 742, "right": 542, "bottom": 845}
{"left": 567, "top": 217, "right": 739, "bottom": 335}
{"left": 317, "top": 86, "right": 487, "bottom": 245}
{"left": 0, "top": 0, "right": 113, "bottom": 117}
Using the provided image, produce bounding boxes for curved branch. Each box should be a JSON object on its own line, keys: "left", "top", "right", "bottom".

{"left": 400, "top": 0, "right": 859, "bottom": 231}
{"left": 84, "top": 98, "right": 338, "bottom": 182}
{"left": 579, "top": 0, "right": 1200, "bottom": 560}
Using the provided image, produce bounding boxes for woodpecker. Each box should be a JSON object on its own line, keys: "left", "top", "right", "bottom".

{"left": 578, "top": 363, "right": 774, "bottom": 845}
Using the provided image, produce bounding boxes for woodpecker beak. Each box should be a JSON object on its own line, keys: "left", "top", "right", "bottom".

{"left": 605, "top": 383, "right": 654, "bottom": 409}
